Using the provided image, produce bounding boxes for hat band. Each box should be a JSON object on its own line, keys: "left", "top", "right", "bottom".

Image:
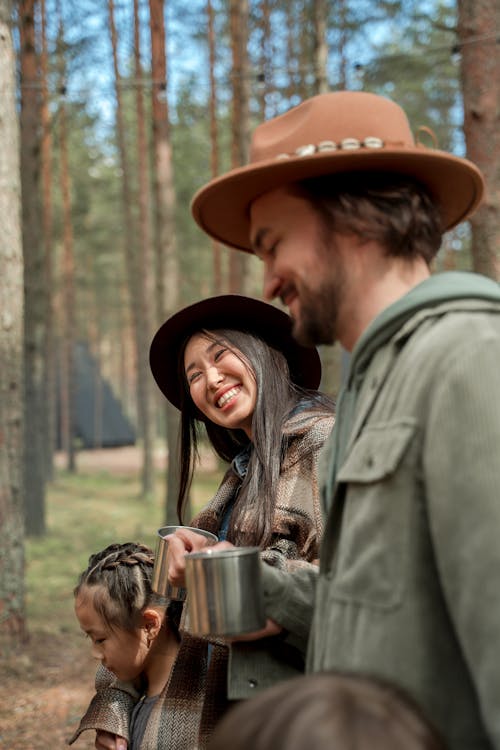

{"left": 274, "top": 137, "right": 414, "bottom": 160}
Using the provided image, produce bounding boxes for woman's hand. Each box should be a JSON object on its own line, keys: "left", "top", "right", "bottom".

{"left": 227, "top": 618, "right": 283, "bottom": 642}
{"left": 95, "top": 730, "right": 127, "bottom": 750}
{"left": 166, "top": 529, "right": 223, "bottom": 588}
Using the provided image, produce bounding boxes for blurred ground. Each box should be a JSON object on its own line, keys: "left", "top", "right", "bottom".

{"left": 54, "top": 444, "right": 167, "bottom": 474}
{"left": 0, "top": 631, "right": 96, "bottom": 750}
{"left": 54, "top": 444, "right": 217, "bottom": 474}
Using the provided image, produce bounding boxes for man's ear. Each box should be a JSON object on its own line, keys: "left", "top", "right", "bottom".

{"left": 142, "top": 607, "right": 163, "bottom": 639}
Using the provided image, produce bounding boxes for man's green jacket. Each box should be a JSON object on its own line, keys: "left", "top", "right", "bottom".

{"left": 262, "top": 271, "right": 500, "bottom": 750}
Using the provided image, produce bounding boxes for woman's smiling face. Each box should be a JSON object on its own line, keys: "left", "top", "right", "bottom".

{"left": 183, "top": 333, "right": 257, "bottom": 439}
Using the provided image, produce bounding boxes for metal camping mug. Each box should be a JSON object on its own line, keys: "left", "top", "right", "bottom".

{"left": 184, "top": 546, "right": 266, "bottom": 637}
{"left": 151, "top": 525, "right": 218, "bottom": 601}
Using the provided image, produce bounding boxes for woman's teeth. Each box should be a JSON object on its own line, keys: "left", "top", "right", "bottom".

{"left": 217, "top": 387, "right": 240, "bottom": 408}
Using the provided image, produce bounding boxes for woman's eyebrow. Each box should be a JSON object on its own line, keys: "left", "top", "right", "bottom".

{"left": 185, "top": 341, "right": 219, "bottom": 374}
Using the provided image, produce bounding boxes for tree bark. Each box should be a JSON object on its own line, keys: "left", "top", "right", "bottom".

{"left": 134, "top": 0, "right": 156, "bottom": 499}
{"left": 149, "top": 0, "right": 181, "bottom": 522}
{"left": 0, "top": 0, "right": 27, "bottom": 641}
{"left": 20, "top": 0, "right": 47, "bottom": 534}
{"left": 207, "top": 0, "right": 222, "bottom": 294}
{"left": 257, "top": 0, "right": 272, "bottom": 120}
{"left": 108, "top": 0, "right": 143, "bottom": 474}
{"left": 57, "top": 18, "right": 77, "bottom": 473}
{"left": 313, "top": 0, "right": 329, "bottom": 93}
{"left": 228, "top": 0, "right": 250, "bottom": 293}
{"left": 40, "top": 0, "right": 56, "bottom": 480}
{"left": 457, "top": 0, "right": 499, "bottom": 280}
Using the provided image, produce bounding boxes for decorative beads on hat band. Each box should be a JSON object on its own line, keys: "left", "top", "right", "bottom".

{"left": 275, "top": 137, "right": 385, "bottom": 160}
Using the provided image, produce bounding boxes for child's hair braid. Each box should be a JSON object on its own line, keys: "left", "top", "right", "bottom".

{"left": 74, "top": 542, "right": 162, "bottom": 631}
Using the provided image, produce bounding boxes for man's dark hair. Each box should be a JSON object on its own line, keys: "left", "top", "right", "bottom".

{"left": 292, "top": 172, "right": 443, "bottom": 265}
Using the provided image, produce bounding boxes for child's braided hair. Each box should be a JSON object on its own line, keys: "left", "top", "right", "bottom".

{"left": 74, "top": 542, "right": 181, "bottom": 637}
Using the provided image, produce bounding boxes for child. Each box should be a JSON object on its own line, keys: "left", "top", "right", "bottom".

{"left": 70, "top": 542, "right": 181, "bottom": 749}
{"left": 207, "top": 670, "right": 448, "bottom": 750}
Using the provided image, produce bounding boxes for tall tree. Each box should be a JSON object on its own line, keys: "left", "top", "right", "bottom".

{"left": 40, "top": 0, "right": 56, "bottom": 480}
{"left": 149, "top": 0, "right": 181, "bottom": 521}
{"left": 20, "top": 0, "right": 47, "bottom": 534}
{"left": 228, "top": 0, "right": 250, "bottom": 293}
{"left": 56, "top": 15, "right": 77, "bottom": 472}
{"left": 313, "top": 0, "right": 329, "bottom": 93}
{"left": 108, "top": 0, "right": 145, "bottom": 490}
{"left": 457, "top": 0, "right": 499, "bottom": 280}
{"left": 257, "top": 0, "right": 271, "bottom": 119}
{"left": 207, "top": 0, "right": 222, "bottom": 293}
{"left": 0, "top": 0, "right": 27, "bottom": 641}
{"left": 134, "top": 0, "right": 156, "bottom": 499}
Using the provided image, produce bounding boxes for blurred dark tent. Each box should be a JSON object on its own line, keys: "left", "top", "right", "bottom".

{"left": 57, "top": 341, "right": 136, "bottom": 450}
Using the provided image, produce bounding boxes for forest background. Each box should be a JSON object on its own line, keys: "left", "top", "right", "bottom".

{"left": 0, "top": 0, "right": 498, "bottom": 733}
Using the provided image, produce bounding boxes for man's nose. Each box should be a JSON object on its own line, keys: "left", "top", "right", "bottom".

{"left": 262, "top": 265, "right": 281, "bottom": 301}
{"left": 91, "top": 643, "right": 102, "bottom": 660}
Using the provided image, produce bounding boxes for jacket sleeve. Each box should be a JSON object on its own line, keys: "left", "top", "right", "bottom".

{"left": 261, "top": 561, "right": 318, "bottom": 649}
{"left": 425, "top": 333, "right": 500, "bottom": 748}
{"left": 67, "top": 665, "right": 139, "bottom": 745}
{"left": 261, "top": 415, "right": 334, "bottom": 568}
{"left": 258, "top": 415, "right": 334, "bottom": 650}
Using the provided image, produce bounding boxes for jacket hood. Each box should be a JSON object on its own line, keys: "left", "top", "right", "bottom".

{"left": 349, "top": 271, "right": 500, "bottom": 382}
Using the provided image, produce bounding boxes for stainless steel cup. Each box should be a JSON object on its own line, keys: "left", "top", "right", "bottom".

{"left": 151, "top": 525, "right": 218, "bottom": 601}
{"left": 184, "top": 546, "right": 266, "bottom": 637}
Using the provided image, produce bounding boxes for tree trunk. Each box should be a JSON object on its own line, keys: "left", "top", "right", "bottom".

{"left": 57, "top": 18, "right": 77, "bottom": 473}
{"left": 257, "top": 0, "right": 272, "bottom": 121}
{"left": 20, "top": 0, "right": 47, "bottom": 534}
{"left": 313, "top": 0, "right": 329, "bottom": 93}
{"left": 108, "top": 0, "right": 142, "bottom": 471}
{"left": 0, "top": 0, "right": 27, "bottom": 642}
{"left": 149, "top": 0, "right": 180, "bottom": 522}
{"left": 207, "top": 0, "right": 222, "bottom": 293}
{"left": 228, "top": 0, "right": 250, "bottom": 293}
{"left": 134, "top": 0, "right": 156, "bottom": 499}
{"left": 457, "top": 0, "right": 499, "bottom": 280}
{"left": 40, "top": 0, "right": 56, "bottom": 481}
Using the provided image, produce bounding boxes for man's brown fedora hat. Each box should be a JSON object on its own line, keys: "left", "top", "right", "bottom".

{"left": 149, "top": 294, "right": 322, "bottom": 411}
{"left": 191, "top": 91, "right": 485, "bottom": 253}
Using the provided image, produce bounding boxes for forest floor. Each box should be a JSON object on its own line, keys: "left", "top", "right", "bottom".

{"left": 0, "top": 446, "right": 218, "bottom": 750}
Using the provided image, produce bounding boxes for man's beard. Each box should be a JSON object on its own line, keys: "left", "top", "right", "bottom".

{"left": 291, "top": 277, "right": 340, "bottom": 347}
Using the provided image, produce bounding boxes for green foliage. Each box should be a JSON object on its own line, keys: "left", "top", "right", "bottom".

{"left": 362, "top": 0, "right": 460, "bottom": 151}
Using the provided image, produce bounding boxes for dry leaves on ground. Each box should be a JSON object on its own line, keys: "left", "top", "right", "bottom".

{"left": 0, "top": 631, "right": 97, "bottom": 750}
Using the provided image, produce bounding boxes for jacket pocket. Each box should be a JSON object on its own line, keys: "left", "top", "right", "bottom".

{"left": 328, "top": 419, "right": 419, "bottom": 609}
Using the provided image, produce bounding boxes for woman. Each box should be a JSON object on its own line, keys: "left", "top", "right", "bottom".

{"left": 71, "top": 294, "right": 335, "bottom": 750}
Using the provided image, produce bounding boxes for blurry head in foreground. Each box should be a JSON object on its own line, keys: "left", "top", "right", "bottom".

{"left": 208, "top": 671, "right": 448, "bottom": 750}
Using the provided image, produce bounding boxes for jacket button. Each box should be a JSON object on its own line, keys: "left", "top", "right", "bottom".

{"left": 248, "top": 679, "right": 258, "bottom": 688}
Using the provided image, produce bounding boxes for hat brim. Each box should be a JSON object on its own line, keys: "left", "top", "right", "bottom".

{"left": 149, "top": 295, "right": 322, "bottom": 410}
{"left": 191, "top": 147, "right": 484, "bottom": 253}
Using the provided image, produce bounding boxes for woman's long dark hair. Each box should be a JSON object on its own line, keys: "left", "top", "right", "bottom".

{"left": 176, "top": 328, "right": 333, "bottom": 548}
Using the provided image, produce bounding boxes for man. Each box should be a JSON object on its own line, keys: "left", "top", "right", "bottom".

{"left": 190, "top": 91, "right": 500, "bottom": 750}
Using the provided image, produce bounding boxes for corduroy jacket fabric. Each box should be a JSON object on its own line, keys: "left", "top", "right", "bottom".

{"left": 261, "top": 271, "right": 500, "bottom": 750}
{"left": 69, "top": 405, "right": 334, "bottom": 749}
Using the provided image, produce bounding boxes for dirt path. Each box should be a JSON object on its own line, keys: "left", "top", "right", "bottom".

{"left": 0, "top": 631, "right": 97, "bottom": 750}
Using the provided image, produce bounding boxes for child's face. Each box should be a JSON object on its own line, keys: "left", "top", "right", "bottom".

{"left": 75, "top": 587, "right": 149, "bottom": 683}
